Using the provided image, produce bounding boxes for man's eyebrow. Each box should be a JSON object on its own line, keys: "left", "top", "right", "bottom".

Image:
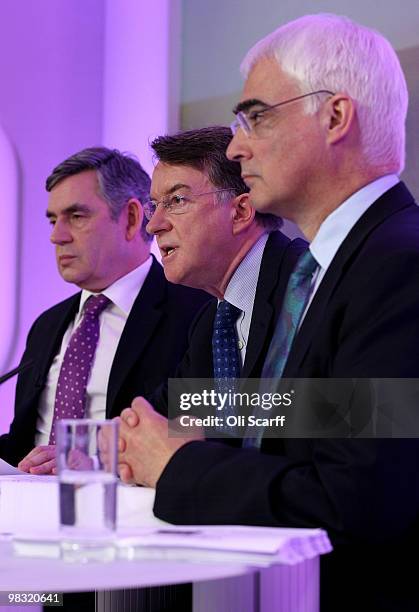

{"left": 150, "top": 183, "right": 191, "bottom": 199}
{"left": 233, "top": 98, "right": 268, "bottom": 115}
{"left": 45, "top": 204, "right": 91, "bottom": 218}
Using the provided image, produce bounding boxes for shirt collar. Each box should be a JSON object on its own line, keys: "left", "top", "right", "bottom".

{"left": 310, "top": 174, "right": 399, "bottom": 271}
{"left": 223, "top": 233, "right": 269, "bottom": 314}
{"left": 78, "top": 256, "right": 153, "bottom": 316}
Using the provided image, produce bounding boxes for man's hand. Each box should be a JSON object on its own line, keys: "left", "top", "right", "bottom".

{"left": 66, "top": 448, "right": 94, "bottom": 471}
{"left": 98, "top": 419, "right": 120, "bottom": 472}
{"left": 18, "top": 445, "right": 57, "bottom": 475}
{"left": 118, "top": 397, "right": 203, "bottom": 488}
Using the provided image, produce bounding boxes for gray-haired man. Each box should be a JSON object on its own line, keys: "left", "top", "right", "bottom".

{"left": 0, "top": 146, "right": 209, "bottom": 471}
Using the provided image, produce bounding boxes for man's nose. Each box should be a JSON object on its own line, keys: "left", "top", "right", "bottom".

{"left": 146, "top": 206, "right": 172, "bottom": 235}
{"left": 50, "top": 220, "right": 72, "bottom": 244}
{"left": 226, "top": 128, "right": 250, "bottom": 162}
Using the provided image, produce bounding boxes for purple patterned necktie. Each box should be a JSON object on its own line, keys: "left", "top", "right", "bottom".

{"left": 49, "top": 294, "right": 111, "bottom": 444}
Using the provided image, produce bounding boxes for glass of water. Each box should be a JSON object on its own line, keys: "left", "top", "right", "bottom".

{"left": 56, "top": 419, "right": 118, "bottom": 562}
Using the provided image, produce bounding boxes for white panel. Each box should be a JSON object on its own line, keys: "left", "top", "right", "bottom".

{"left": 260, "top": 558, "right": 320, "bottom": 612}
{"left": 194, "top": 573, "right": 256, "bottom": 612}
{"left": 0, "top": 125, "right": 17, "bottom": 372}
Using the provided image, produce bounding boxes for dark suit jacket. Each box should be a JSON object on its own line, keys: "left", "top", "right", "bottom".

{"left": 154, "top": 183, "right": 419, "bottom": 612}
{"left": 0, "top": 257, "right": 210, "bottom": 466}
{"left": 152, "top": 230, "right": 306, "bottom": 416}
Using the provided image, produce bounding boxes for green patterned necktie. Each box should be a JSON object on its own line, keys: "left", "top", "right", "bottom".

{"left": 262, "top": 249, "right": 318, "bottom": 379}
{"left": 242, "top": 250, "right": 318, "bottom": 449}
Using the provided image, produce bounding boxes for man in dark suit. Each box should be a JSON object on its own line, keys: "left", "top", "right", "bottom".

{"left": 0, "top": 146, "right": 209, "bottom": 470}
{"left": 144, "top": 126, "right": 304, "bottom": 385}
{"left": 117, "top": 15, "right": 419, "bottom": 612}
{"left": 116, "top": 125, "right": 302, "bottom": 452}
{"left": 100, "top": 128, "right": 303, "bottom": 612}
{"left": 115, "top": 124, "right": 303, "bottom": 440}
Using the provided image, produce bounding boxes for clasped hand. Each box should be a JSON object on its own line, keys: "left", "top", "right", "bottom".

{"left": 116, "top": 397, "right": 203, "bottom": 488}
{"left": 18, "top": 397, "right": 202, "bottom": 484}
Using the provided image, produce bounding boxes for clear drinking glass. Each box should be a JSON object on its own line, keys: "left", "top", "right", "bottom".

{"left": 56, "top": 419, "right": 118, "bottom": 562}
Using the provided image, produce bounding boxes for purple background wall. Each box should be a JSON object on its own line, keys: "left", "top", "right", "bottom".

{"left": 0, "top": 0, "right": 178, "bottom": 434}
{"left": 0, "top": 0, "right": 105, "bottom": 430}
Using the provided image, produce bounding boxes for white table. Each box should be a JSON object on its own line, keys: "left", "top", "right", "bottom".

{"left": 0, "top": 475, "right": 325, "bottom": 612}
{"left": 0, "top": 539, "right": 319, "bottom": 612}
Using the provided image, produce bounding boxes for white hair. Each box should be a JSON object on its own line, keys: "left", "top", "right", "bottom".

{"left": 241, "top": 14, "right": 408, "bottom": 174}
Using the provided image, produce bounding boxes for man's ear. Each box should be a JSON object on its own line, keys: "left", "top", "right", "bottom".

{"left": 125, "top": 198, "right": 142, "bottom": 240}
{"left": 323, "top": 93, "right": 356, "bottom": 145}
{"left": 231, "top": 193, "right": 256, "bottom": 235}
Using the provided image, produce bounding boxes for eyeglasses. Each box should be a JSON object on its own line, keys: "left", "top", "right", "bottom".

{"left": 144, "top": 188, "right": 237, "bottom": 220}
{"left": 230, "top": 90, "right": 335, "bottom": 139}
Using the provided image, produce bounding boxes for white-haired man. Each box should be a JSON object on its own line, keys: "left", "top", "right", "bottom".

{"left": 117, "top": 15, "right": 419, "bottom": 611}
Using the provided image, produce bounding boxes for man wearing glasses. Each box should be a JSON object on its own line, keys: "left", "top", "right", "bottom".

{"left": 117, "top": 125, "right": 303, "bottom": 437}
{"left": 144, "top": 125, "right": 303, "bottom": 382}
{"left": 117, "top": 14, "right": 419, "bottom": 612}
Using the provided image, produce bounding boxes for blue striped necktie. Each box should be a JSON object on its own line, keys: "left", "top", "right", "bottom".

{"left": 212, "top": 300, "right": 241, "bottom": 434}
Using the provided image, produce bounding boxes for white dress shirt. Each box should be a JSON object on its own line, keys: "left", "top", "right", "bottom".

{"left": 224, "top": 232, "right": 269, "bottom": 365}
{"left": 35, "top": 257, "right": 153, "bottom": 445}
{"left": 301, "top": 174, "right": 400, "bottom": 324}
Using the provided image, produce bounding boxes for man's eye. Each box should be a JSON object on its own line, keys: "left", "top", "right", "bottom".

{"left": 169, "top": 195, "right": 186, "bottom": 208}
{"left": 248, "top": 110, "right": 265, "bottom": 125}
{"left": 70, "top": 213, "right": 88, "bottom": 226}
{"left": 48, "top": 219, "right": 56, "bottom": 226}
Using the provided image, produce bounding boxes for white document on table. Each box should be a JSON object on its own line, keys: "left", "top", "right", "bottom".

{"left": 0, "top": 458, "right": 26, "bottom": 475}
{"left": 13, "top": 525, "right": 332, "bottom": 566}
{"left": 116, "top": 525, "right": 333, "bottom": 566}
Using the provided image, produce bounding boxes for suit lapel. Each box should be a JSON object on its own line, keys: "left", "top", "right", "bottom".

{"left": 106, "top": 258, "right": 166, "bottom": 414}
{"left": 198, "top": 301, "right": 218, "bottom": 377}
{"left": 284, "top": 182, "right": 415, "bottom": 375}
{"left": 242, "top": 232, "right": 296, "bottom": 378}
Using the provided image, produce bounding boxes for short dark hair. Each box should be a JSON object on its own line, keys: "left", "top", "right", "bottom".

{"left": 150, "top": 126, "right": 282, "bottom": 232}
{"left": 46, "top": 146, "right": 152, "bottom": 242}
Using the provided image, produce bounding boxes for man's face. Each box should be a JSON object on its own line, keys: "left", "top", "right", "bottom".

{"left": 47, "top": 170, "right": 131, "bottom": 291}
{"left": 227, "top": 57, "right": 326, "bottom": 221}
{"left": 146, "top": 162, "right": 234, "bottom": 293}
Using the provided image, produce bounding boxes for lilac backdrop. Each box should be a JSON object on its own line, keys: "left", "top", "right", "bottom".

{"left": 0, "top": 0, "right": 177, "bottom": 433}
{"left": 0, "top": 0, "right": 105, "bottom": 431}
